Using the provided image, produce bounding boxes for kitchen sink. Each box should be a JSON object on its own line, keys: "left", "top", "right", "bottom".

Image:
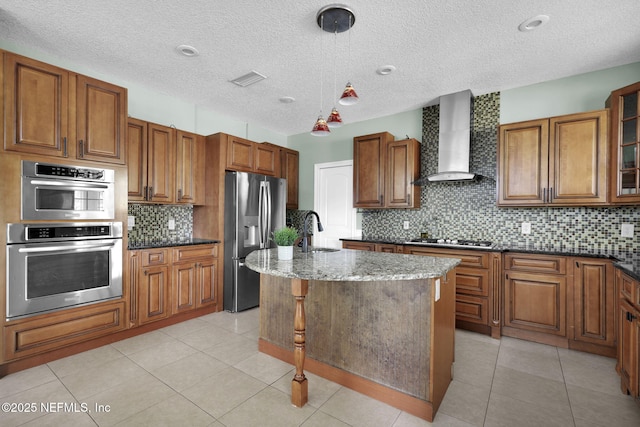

{"left": 309, "top": 247, "right": 340, "bottom": 253}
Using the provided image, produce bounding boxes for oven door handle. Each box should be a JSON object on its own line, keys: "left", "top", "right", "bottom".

{"left": 18, "top": 242, "right": 119, "bottom": 253}
{"left": 28, "top": 179, "right": 110, "bottom": 189}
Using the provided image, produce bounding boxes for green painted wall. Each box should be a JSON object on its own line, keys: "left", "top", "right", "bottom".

{"left": 287, "top": 109, "right": 423, "bottom": 209}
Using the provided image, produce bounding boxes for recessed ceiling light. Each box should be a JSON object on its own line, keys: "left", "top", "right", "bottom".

{"left": 376, "top": 65, "right": 396, "bottom": 75}
{"left": 518, "top": 15, "right": 550, "bottom": 32}
{"left": 176, "top": 45, "right": 199, "bottom": 57}
{"left": 279, "top": 96, "right": 295, "bottom": 104}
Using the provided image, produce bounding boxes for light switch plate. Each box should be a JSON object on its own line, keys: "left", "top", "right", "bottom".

{"left": 168, "top": 218, "right": 175, "bottom": 230}
{"left": 403, "top": 220, "right": 410, "bottom": 230}
{"left": 621, "top": 223, "right": 634, "bottom": 238}
{"left": 521, "top": 222, "right": 531, "bottom": 234}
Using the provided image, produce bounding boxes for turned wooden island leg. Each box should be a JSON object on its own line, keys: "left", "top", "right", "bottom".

{"left": 291, "top": 278, "right": 309, "bottom": 407}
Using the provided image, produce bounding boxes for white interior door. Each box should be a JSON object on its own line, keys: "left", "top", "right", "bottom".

{"left": 313, "top": 160, "right": 359, "bottom": 248}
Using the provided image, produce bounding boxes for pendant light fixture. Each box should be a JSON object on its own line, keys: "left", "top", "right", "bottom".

{"left": 311, "top": 12, "right": 330, "bottom": 136}
{"left": 312, "top": 4, "right": 356, "bottom": 134}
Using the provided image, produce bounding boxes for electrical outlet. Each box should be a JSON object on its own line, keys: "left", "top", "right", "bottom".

{"left": 168, "top": 218, "right": 175, "bottom": 230}
{"left": 435, "top": 279, "right": 441, "bottom": 302}
{"left": 127, "top": 216, "right": 135, "bottom": 230}
{"left": 621, "top": 223, "right": 634, "bottom": 238}
{"left": 403, "top": 220, "right": 410, "bottom": 230}
{"left": 521, "top": 222, "right": 531, "bottom": 234}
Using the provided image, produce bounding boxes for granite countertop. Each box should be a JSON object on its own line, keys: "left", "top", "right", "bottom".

{"left": 244, "top": 247, "right": 460, "bottom": 282}
{"left": 128, "top": 237, "right": 220, "bottom": 250}
{"left": 340, "top": 236, "right": 640, "bottom": 281}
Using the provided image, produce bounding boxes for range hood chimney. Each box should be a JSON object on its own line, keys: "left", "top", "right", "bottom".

{"left": 425, "top": 89, "right": 477, "bottom": 182}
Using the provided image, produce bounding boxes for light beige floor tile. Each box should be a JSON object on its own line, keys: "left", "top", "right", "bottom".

{"left": 496, "top": 337, "right": 563, "bottom": 382}
{"left": 490, "top": 366, "right": 570, "bottom": 411}
{"left": 47, "top": 344, "right": 124, "bottom": 378}
{"left": 271, "top": 369, "right": 342, "bottom": 409}
{"left": 181, "top": 366, "right": 268, "bottom": 419}
{"left": 60, "top": 355, "right": 148, "bottom": 400}
{"left": 436, "top": 379, "right": 489, "bottom": 426}
{"left": 126, "top": 339, "right": 198, "bottom": 371}
{"left": 233, "top": 352, "right": 295, "bottom": 385}
{"left": 218, "top": 386, "right": 317, "bottom": 427}
{"left": 301, "top": 410, "right": 350, "bottom": 427}
{"left": 430, "top": 412, "right": 477, "bottom": 426}
{"left": 159, "top": 317, "right": 210, "bottom": 338}
{"left": 0, "top": 364, "right": 58, "bottom": 399}
{"left": 114, "top": 394, "right": 215, "bottom": 426}
{"left": 200, "top": 308, "right": 260, "bottom": 335}
{"left": 110, "top": 330, "right": 176, "bottom": 355}
{"left": 567, "top": 384, "right": 640, "bottom": 427}
{"left": 484, "top": 392, "right": 574, "bottom": 427}
{"left": 202, "top": 333, "right": 259, "bottom": 365}
{"left": 391, "top": 411, "right": 434, "bottom": 426}
{"left": 20, "top": 410, "right": 96, "bottom": 426}
{"left": 0, "top": 379, "right": 77, "bottom": 427}
{"left": 319, "top": 387, "right": 402, "bottom": 427}
{"left": 176, "top": 323, "right": 238, "bottom": 351}
{"left": 83, "top": 372, "right": 176, "bottom": 426}
{"left": 150, "top": 351, "right": 229, "bottom": 392}
{"left": 558, "top": 347, "right": 620, "bottom": 396}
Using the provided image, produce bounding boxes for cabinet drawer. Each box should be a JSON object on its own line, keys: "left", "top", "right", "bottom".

{"left": 172, "top": 244, "right": 217, "bottom": 262}
{"left": 343, "top": 241, "right": 375, "bottom": 251}
{"left": 405, "top": 247, "right": 489, "bottom": 268}
{"left": 504, "top": 253, "right": 566, "bottom": 274}
{"left": 455, "top": 294, "right": 489, "bottom": 325}
{"left": 141, "top": 248, "right": 169, "bottom": 266}
{"left": 620, "top": 272, "right": 639, "bottom": 307}
{"left": 456, "top": 267, "right": 490, "bottom": 296}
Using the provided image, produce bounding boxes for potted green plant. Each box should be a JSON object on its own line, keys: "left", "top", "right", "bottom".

{"left": 272, "top": 226, "right": 299, "bottom": 260}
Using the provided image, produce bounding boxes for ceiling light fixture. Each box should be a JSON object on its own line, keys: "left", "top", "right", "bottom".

{"left": 311, "top": 12, "right": 331, "bottom": 136}
{"left": 518, "top": 14, "right": 550, "bottom": 32}
{"left": 327, "top": 22, "right": 343, "bottom": 128}
{"left": 176, "top": 45, "right": 199, "bottom": 57}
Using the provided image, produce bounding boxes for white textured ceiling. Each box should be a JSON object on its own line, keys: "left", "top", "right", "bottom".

{"left": 1, "top": 1, "right": 639, "bottom": 136}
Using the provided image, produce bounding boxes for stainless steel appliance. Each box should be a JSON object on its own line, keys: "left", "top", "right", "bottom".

{"left": 6, "top": 222, "right": 123, "bottom": 319}
{"left": 224, "top": 171, "right": 286, "bottom": 312}
{"left": 405, "top": 238, "right": 495, "bottom": 249}
{"left": 21, "top": 160, "right": 115, "bottom": 220}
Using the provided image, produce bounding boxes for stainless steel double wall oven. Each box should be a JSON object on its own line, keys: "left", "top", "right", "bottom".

{"left": 5, "top": 160, "right": 123, "bottom": 320}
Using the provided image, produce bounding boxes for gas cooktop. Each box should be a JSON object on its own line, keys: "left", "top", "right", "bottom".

{"left": 405, "top": 238, "right": 496, "bottom": 249}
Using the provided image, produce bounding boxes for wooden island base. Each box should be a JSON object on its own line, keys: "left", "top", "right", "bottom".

{"left": 257, "top": 271, "right": 456, "bottom": 422}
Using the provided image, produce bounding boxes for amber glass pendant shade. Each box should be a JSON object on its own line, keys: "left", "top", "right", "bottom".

{"left": 338, "top": 82, "right": 359, "bottom": 105}
{"left": 327, "top": 108, "right": 343, "bottom": 128}
{"left": 311, "top": 115, "right": 331, "bottom": 136}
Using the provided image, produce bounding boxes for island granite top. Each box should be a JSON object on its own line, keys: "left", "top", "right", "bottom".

{"left": 245, "top": 247, "right": 461, "bottom": 281}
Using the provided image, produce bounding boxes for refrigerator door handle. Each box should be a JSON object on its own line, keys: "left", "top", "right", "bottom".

{"left": 265, "top": 181, "right": 272, "bottom": 246}
{"left": 259, "top": 181, "right": 268, "bottom": 249}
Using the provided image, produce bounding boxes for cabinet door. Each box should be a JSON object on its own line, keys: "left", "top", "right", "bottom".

{"left": 498, "top": 119, "right": 549, "bottom": 205}
{"left": 127, "top": 119, "right": 148, "bottom": 201}
{"left": 353, "top": 132, "right": 392, "bottom": 207}
{"left": 197, "top": 258, "right": 217, "bottom": 308}
{"left": 281, "top": 147, "right": 299, "bottom": 209}
{"left": 176, "top": 130, "right": 204, "bottom": 204}
{"left": 549, "top": 110, "right": 608, "bottom": 204}
{"left": 619, "top": 298, "right": 639, "bottom": 397}
{"left": 172, "top": 262, "right": 196, "bottom": 314}
{"left": 573, "top": 259, "right": 615, "bottom": 347}
{"left": 75, "top": 74, "right": 127, "bottom": 164}
{"left": 608, "top": 81, "right": 640, "bottom": 203}
{"left": 147, "top": 123, "right": 175, "bottom": 203}
{"left": 375, "top": 244, "right": 398, "bottom": 253}
{"left": 138, "top": 265, "right": 170, "bottom": 324}
{"left": 504, "top": 271, "right": 566, "bottom": 336}
{"left": 226, "top": 136, "right": 254, "bottom": 172}
{"left": 386, "top": 138, "right": 420, "bottom": 208}
{"left": 3, "top": 53, "right": 71, "bottom": 157}
{"left": 254, "top": 143, "right": 278, "bottom": 176}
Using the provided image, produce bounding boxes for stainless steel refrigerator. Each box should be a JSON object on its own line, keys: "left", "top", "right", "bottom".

{"left": 224, "top": 171, "right": 286, "bottom": 312}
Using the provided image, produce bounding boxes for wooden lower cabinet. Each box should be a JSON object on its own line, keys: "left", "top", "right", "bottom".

{"left": 138, "top": 255, "right": 171, "bottom": 325}
{"left": 617, "top": 270, "right": 640, "bottom": 401}
{"left": 172, "top": 245, "right": 218, "bottom": 314}
{"left": 3, "top": 301, "right": 126, "bottom": 361}
{"left": 341, "top": 241, "right": 404, "bottom": 253}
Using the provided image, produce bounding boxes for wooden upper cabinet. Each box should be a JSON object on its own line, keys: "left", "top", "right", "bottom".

{"left": 225, "top": 136, "right": 278, "bottom": 176}
{"left": 280, "top": 146, "right": 299, "bottom": 209}
{"left": 176, "top": 130, "right": 204, "bottom": 205}
{"left": 75, "top": 74, "right": 127, "bottom": 164}
{"left": 255, "top": 142, "right": 279, "bottom": 176}
{"left": 498, "top": 110, "right": 608, "bottom": 206}
{"left": 607, "top": 81, "right": 640, "bottom": 203}
{"left": 127, "top": 118, "right": 148, "bottom": 201}
{"left": 3, "top": 52, "right": 127, "bottom": 164}
{"left": 3, "top": 52, "right": 71, "bottom": 157}
{"left": 386, "top": 138, "right": 420, "bottom": 208}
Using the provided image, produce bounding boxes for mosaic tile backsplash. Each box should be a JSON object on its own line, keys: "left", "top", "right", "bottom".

{"left": 127, "top": 204, "right": 193, "bottom": 242}
{"left": 361, "top": 92, "right": 640, "bottom": 254}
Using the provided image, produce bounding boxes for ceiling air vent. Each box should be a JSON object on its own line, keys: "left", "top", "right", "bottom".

{"left": 230, "top": 70, "right": 267, "bottom": 87}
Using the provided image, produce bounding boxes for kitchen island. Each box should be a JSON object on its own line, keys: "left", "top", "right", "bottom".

{"left": 245, "top": 247, "right": 460, "bottom": 421}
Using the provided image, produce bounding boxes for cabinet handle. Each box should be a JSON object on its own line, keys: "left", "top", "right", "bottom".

{"left": 144, "top": 186, "right": 148, "bottom": 201}
{"left": 144, "top": 270, "right": 148, "bottom": 276}
{"left": 543, "top": 188, "right": 547, "bottom": 203}
{"left": 178, "top": 189, "right": 183, "bottom": 200}
{"left": 79, "top": 140, "right": 84, "bottom": 158}
{"left": 549, "top": 187, "right": 554, "bottom": 203}
{"left": 149, "top": 187, "right": 153, "bottom": 200}
{"left": 63, "top": 137, "right": 68, "bottom": 157}
{"left": 576, "top": 261, "right": 579, "bottom": 268}
{"left": 627, "top": 311, "right": 637, "bottom": 322}
{"left": 505, "top": 274, "right": 509, "bottom": 280}
{"left": 380, "top": 194, "right": 384, "bottom": 205}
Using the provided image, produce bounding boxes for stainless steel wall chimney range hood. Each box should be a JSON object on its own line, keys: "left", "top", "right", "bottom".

{"left": 417, "top": 89, "right": 479, "bottom": 183}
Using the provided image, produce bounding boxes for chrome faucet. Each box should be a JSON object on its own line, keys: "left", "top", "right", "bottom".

{"left": 301, "top": 210, "right": 324, "bottom": 252}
